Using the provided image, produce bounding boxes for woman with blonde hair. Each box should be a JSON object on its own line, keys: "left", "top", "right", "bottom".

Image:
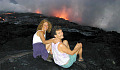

{"left": 32, "top": 19, "right": 53, "bottom": 61}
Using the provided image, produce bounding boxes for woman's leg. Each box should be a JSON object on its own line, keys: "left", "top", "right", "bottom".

{"left": 46, "top": 44, "right": 52, "bottom": 54}
{"left": 46, "top": 44, "right": 51, "bottom": 52}
{"left": 46, "top": 43, "right": 52, "bottom": 62}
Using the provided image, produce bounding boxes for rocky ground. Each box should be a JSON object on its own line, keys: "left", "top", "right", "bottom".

{"left": 0, "top": 13, "right": 120, "bottom": 70}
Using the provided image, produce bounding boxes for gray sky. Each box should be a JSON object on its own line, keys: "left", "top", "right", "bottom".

{"left": 0, "top": 0, "right": 120, "bottom": 33}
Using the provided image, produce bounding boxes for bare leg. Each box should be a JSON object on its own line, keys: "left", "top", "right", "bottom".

{"left": 63, "top": 40, "right": 82, "bottom": 58}
{"left": 78, "top": 43, "right": 83, "bottom": 60}
{"left": 46, "top": 44, "right": 53, "bottom": 62}
{"left": 63, "top": 40, "right": 83, "bottom": 61}
{"left": 63, "top": 40, "right": 70, "bottom": 49}
{"left": 75, "top": 43, "right": 83, "bottom": 61}
{"left": 46, "top": 44, "right": 51, "bottom": 52}
{"left": 46, "top": 44, "right": 53, "bottom": 54}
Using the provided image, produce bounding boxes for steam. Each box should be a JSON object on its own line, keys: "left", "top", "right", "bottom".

{"left": 0, "top": 0, "right": 120, "bottom": 33}
{"left": 92, "top": 0, "right": 120, "bottom": 32}
{"left": 0, "top": 0, "right": 31, "bottom": 12}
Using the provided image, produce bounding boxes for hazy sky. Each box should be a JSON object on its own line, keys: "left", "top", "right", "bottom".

{"left": 0, "top": 0, "right": 120, "bottom": 33}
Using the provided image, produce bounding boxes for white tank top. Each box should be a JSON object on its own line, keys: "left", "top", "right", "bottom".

{"left": 52, "top": 42, "right": 70, "bottom": 65}
{"left": 33, "top": 30, "right": 46, "bottom": 44}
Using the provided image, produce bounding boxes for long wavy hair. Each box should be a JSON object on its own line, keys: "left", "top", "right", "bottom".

{"left": 37, "top": 19, "right": 52, "bottom": 33}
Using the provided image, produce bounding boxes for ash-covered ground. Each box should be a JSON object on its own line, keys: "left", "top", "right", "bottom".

{"left": 0, "top": 13, "right": 120, "bottom": 70}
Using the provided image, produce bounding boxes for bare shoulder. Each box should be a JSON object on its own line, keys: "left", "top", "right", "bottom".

{"left": 58, "top": 43, "right": 65, "bottom": 53}
{"left": 58, "top": 43, "right": 65, "bottom": 48}
{"left": 37, "top": 30, "right": 43, "bottom": 36}
{"left": 37, "top": 30, "right": 43, "bottom": 34}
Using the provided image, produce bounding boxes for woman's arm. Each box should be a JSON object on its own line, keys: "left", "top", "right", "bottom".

{"left": 37, "top": 31, "right": 53, "bottom": 44}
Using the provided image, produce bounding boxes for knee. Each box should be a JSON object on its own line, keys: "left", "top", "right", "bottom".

{"left": 46, "top": 44, "right": 51, "bottom": 46}
{"left": 79, "top": 43, "right": 82, "bottom": 48}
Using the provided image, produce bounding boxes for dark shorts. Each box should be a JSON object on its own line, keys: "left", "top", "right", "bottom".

{"left": 33, "top": 42, "right": 48, "bottom": 60}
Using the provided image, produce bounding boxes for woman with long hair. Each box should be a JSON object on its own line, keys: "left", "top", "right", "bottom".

{"left": 32, "top": 19, "right": 53, "bottom": 61}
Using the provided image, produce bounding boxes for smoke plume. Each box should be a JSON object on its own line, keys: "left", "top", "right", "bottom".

{"left": 0, "top": 0, "right": 120, "bottom": 33}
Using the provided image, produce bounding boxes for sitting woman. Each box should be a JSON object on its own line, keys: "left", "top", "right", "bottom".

{"left": 32, "top": 19, "right": 53, "bottom": 61}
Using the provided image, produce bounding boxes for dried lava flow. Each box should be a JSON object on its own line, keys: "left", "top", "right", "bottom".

{"left": 0, "top": 51, "right": 32, "bottom": 64}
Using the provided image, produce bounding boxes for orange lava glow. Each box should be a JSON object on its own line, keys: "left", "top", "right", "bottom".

{"left": 34, "top": 7, "right": 82, "bottom": 23}
{"left": 3, "top": 13, "right": 13, "bottom": 15}
{"left": 35, "top": 9, "right": 41, "bottom": 14}
{"left": 55, "top": 13, "right": 69, "bottom": 20}
{"left": 52, "top": 6, "right": 72, "bottom": 20}
{"left": 3, "top": 19, "right": 5, "bottom": 21}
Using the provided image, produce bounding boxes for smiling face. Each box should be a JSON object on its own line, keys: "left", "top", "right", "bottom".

{"left": 55, "top": 29, "right": 64, "bottom": 39}
{"left": 42, "top": 22, "right": 48, "bottom": 31}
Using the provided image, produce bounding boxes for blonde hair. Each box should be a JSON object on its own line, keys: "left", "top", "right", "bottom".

{"left": 37, "top": 19, "right": 52, "bottom": 33}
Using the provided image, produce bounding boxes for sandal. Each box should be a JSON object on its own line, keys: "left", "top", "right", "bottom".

{"left": 78, "top": 58, "right": 84, "bottom": 62}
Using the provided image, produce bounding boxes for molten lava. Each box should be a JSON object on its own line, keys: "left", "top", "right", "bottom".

{"left": 34, "top": 7, "right": 82, "bottom": 23}
{"left": 55, "top": 12, "right": 69, "bottom": 20}
{"left": 52, "top": 6, "right": 72, "bottom": 20}
{"left": 2, "top": 19, "right": 5, "bottom": 21}
{"left": 3, "top": 13, "right": 13, "bottom": 15}
{"left": 35, "top": 9, "right": 41, "bottom": 14}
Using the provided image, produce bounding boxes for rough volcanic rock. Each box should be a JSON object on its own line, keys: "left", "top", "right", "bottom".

{"left": 0, "top": 13, "right": 120, "bottom": 70}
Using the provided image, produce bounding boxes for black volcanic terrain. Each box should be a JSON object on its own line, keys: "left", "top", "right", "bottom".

{"left": 0, "top": 12, "right": 120, "bottom": 70}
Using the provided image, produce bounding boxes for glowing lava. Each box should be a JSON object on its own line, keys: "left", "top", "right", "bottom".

{"left": 52, "top": 6, "right": 72, "bottom": 20}
{"left": 35, "top": 9, "right": 41, "bottom": 14}
{"left": 34, "top": 6, "right": 82, "bottom": 23}
{"left": 2, "top": 19, "right": 5, "bottom": 21}
{"left": 3, "top": 13, "right": 13, "bottom": 15}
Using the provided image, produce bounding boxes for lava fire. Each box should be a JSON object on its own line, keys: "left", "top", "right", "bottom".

{"left": 35, "top": 9, "right": 41, "bottom": 14}
{"left": 51, "top": 6, "right": 71, "bottom": 20}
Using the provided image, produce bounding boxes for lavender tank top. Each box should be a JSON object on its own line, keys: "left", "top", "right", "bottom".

{"left": 52, "top": 42, "right": 70, "bottom": 65}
